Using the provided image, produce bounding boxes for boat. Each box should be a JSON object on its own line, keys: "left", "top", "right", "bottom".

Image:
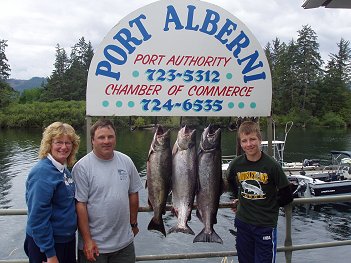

{"left": 288, "top": 173, "right": 351, "bottom": 198}
{"left": 287, "top": 151, "right": 351, "bottom": 198}
{"left": 288, "top": 151, "right": 351, "bottom": 180}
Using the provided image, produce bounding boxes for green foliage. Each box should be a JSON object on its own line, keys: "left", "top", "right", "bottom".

{"left": 0, "top": 101, "right": 86, "bottom": 128}
{"left": 0, "top": 80, "right": 18, "bottom": 107}
{"left": 2, "top": 26, "right": 351, "bottom": 128}
{"left": 19, "top": 87, "right": 43, "bottom": 103}
{"left": 134, "top": 117, "right": 146, "bottom": 127}
{"left": 41, "top": 38, "right": 93, "bottom": 101}
{"left": 320, "top": 112, "right": 346, "bottom": 127}
{"left": 0, "top": 39, "right": 11, "bottom": 80}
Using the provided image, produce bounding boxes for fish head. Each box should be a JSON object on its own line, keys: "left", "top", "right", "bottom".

{"left": 176, "top": 125, "right": 196, "bottom": 150}
{"left": 200, "top": 124, "right": 221, "bottom": 151}
{"left": 152, "top": 125, "right": 171, "bottom": 150}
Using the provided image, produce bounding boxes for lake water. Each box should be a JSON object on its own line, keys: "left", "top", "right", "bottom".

{"left": 1, "top": 126, "right": 351, "bottom": 262}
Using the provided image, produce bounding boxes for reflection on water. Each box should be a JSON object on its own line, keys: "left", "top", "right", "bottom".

{"left": 0, "top": 127, "right": 351, "bottom": 262}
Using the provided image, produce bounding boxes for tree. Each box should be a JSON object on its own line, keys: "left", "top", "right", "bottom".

{"left": 0, "top": 39, "right": 17, "bottom": 107}
{"left": 295, "top": 25, "right": 323, "bottom": 113}
{"left": 0, "top": 40, "right": 11, "bottom": 80}
{"left": 65, "top": 37, "right": 94, "bottom": 100}
{"left": 328, "top": 38, "right": 351, "bottom": 84}
{"left": 319, "top": 39, "right": 351, "bottom": 124}
{"left": 41, "top": 44, "right": 70, "bottom": 101}
{"left": 41, "top": 38, "right": 94, "bottom": 101}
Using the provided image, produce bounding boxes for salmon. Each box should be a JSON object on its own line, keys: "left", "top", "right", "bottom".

{"left": 194, "top": 124, "right": 223, "bottom": 244}
{"left": 146, "top": 125, "right": 172, "bottom": 236}
{"left": 169, "top": 125, "right": 197, "bottom": 235}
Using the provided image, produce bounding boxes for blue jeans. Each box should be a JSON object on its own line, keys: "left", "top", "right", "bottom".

{"left": 235, "top": 218, "right": 277, "bottom": 263}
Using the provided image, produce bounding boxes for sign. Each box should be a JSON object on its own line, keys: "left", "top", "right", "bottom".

{"left": 86, "top": 0, "right": 272, "bottom": 116}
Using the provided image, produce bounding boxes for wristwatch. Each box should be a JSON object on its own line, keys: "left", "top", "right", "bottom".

{"left": 130, "top": 223, "right": 138, "bottom": 228}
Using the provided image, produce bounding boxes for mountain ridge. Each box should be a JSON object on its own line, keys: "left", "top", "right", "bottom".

{"left": 6, "top": 77, "right": 47, "bottom": 92}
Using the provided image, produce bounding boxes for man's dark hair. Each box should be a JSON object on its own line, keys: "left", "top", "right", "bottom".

{"left": 90, "top": 119, "right": 116, "bottom": 139}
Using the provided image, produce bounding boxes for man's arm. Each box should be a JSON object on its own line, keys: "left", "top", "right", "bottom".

{"left": 129, "top": 192, "right": 140, "bottom": 236}
{"left": 76, "top": 201, "right": 99, "bottom": 261}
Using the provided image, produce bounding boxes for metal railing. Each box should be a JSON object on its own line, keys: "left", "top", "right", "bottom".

{"left": 1, "top": 195, "right": 351, "bottom": 263}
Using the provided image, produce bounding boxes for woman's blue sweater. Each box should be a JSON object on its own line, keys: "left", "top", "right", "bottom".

{"left": 25, "top": 158, "right": 77, "bottom": 258}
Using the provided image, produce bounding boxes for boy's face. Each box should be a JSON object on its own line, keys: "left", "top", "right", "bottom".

{"left": 239, "top": 132, "right": 261, "bottom": 160}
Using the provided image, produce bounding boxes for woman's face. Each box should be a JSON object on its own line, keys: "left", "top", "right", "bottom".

{"left": 51, "top": 135, "right": 73, "bottom": 164}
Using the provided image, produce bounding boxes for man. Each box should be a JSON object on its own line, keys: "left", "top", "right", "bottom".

{"left": 72, "top": 119, "right": 143, "bottom": 263}
{"left": 227, "top": 121, "right": 293, "bottom": 263}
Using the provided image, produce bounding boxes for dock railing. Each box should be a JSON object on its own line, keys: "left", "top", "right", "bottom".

{"left": 1, "top": 194, "right": 351, "bottom": 263}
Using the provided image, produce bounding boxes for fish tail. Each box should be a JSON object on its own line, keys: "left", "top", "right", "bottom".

{"left": 148, "top": 217, "right": 166, "bottom": 237}
{"left": 193, "top": 228, "right": 223, "bottom": 244}
{"left": 168, "top": 224, "right": 195, "bottom": 235}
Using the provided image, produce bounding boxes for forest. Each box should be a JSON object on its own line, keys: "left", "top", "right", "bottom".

{"left": 0, "top": 24, "right": 350, "bottom": 129}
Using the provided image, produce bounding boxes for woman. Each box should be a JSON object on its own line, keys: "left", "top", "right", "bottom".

{"left": 24, "top": 122, "right": 80, "bottom": 263}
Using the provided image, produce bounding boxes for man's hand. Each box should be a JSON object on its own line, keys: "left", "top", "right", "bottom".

{"left": 83, "top": 239, "right": 99, "bottom": 261}
{"left": 131, "top": 226, "right": 139, "bottom": 236}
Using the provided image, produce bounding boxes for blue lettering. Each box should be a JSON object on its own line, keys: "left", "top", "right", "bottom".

{"left": 215, "top": 19, "right": 237, "bottom": 44}
{"left": 164, "top": 5, "right": 184, "bottom": 31}
{"left": 185, "top": 5, "right": 199, "bottom": 31}
{"left": 226, "top": 31, "right": 250, "bottom": 58}
{"left": 199, "top": 9, "right": 220, "bottom": 35}
{"left": 95, "top": 61, "right": 121, "bottom": 80}
{"left": 96, "top": 15, "right": 151, "bottom": 80}
{"left": 113, "top": 29, "right": 141, "bottom": 54}
{"left": 129, "top": 14, "right": 152, "bottom": 41}
{"left": 238, "top": 51, "right": 266, "bottom": 83}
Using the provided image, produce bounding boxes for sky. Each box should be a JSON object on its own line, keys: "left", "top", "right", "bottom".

{"left": 1, "top": 0, "right": 350, "bottom": 80}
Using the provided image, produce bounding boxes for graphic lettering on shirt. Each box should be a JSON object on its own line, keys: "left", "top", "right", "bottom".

{"left": 63, "top": 172, "right": 75, "bottom": 197}
{"left": 63, "top": 172, "right": 74, "bottom": 186}
{"left": 118, "top": 169, "right": 128, "bottom": 180}
{"left": 237, "top": 171, "right": 268, "bottom": 200}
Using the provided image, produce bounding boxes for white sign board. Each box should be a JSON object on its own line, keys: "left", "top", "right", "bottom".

{"left": 86, "top": 0, "right": 272, "bottom": 116}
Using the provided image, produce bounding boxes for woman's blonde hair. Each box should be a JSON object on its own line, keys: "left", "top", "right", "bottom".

{"left": 39, "top": 122, "right": 80, "bottom": 166}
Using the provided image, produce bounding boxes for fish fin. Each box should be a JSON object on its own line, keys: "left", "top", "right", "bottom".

{"left": 148, "top": 217, "right": 166, "bottom": 237}
{"left": 193, "top": 228, "right": 223, "bottom": 244}
{"left": 168, "top": 225, "right": 195, "bottom": 235}
{"left": 219, "top": 169, "right": 224, "bottom": 194}
{"left": 196, "top": 209, "right": 203, "bottom": 223}
{"left": 172, "top": 143, "right": 179, "bottom": 156}
{"left": 171, "top": 207, "right": 178, "bottom": 217}
{"left": 147, "top": 199, "right": 153, "bottom": 209}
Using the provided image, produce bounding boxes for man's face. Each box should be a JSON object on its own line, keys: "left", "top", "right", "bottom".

{"left": 92, "top": 126, "right": 116, "bottom": 160}
{"left": 239, "top": 132, "right": 261, "bottom": 160}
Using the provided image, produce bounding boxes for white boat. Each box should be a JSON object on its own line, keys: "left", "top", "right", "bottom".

{"left": 288, "top": 173, "right": 351, "bottom": 198}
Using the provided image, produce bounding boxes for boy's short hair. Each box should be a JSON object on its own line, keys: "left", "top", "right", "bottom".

{"left": 237, "top": 121, "right": 262, "bottom": 141}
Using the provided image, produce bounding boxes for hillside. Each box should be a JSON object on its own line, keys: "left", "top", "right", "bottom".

{"left": 6, "top": 77, "right": 47, "bottom": 92}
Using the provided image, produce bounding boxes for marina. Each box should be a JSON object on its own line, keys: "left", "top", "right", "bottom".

{"left": 1, "top": 127, "right": 351, "bottom": 262}
{"left": 1, "top": 194, "right": 351, "bottom": 262}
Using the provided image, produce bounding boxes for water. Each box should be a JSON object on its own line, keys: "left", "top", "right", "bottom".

{"left": 1, "top": 126, "right": 351, "bottom": 262}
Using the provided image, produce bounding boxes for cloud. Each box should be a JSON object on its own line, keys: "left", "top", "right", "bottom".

{"left": 1, "top": 0, "right": 350, "bottom": 79}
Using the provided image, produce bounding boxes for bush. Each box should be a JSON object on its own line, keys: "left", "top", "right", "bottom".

{"left": 320, "top": 112, "right": 346, "bottom": 127}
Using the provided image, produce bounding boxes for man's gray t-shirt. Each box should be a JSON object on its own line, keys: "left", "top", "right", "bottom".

{"left": 72, "top": 151, "right": 143, "bottom": 253}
